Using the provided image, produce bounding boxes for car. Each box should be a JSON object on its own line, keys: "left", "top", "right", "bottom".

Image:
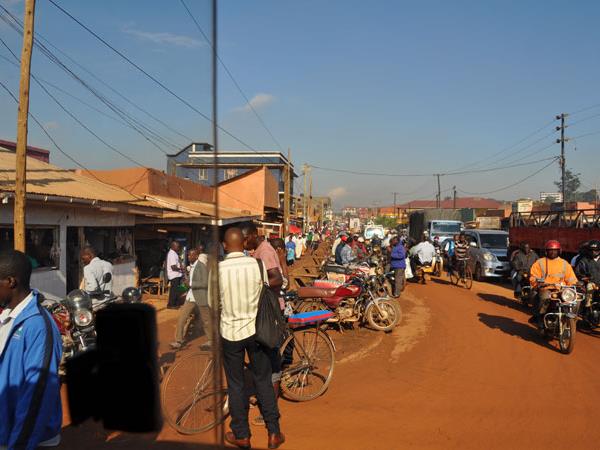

{"left": 463, "top": 229, "right": 510, "bottom": 280}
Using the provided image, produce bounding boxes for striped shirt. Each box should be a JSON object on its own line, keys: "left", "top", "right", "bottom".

{"left": 213, "top": 252, "right": 269, "bottom": 342}
{"left": 455, "top": 242, "right": 469, "bottom": 259}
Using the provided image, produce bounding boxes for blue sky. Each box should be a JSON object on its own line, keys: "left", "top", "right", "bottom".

{"left": 1, "top": 0, "right": 600, "bottom": 207}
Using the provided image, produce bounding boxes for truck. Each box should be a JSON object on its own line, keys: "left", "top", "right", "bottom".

{"left": 509, "top": 208, "right": 600, "bottom": 259}
{"left": 408, "top": 209, "right": 464, "bottom": 243}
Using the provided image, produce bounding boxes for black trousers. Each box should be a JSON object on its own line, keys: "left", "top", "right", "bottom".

{"left": 167, "top": 277, "right": 182, "bottom": 307}
{"left": 222, "top": 335, "right": 281, "bottom": 438}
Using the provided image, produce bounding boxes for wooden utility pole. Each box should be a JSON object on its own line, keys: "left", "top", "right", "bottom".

{"left": 436, "top": 174, "right": 441, "bottom": 208}
{"left": 14, "top": 0, "right": 36, "bottom": 252}
{"left": 556, "top": 113, "right": 569, "bottom": 211}
{"left": 302, "top": 164, "right": 308, "bottom": 232}
{"left": 392, "top": 192, "right": 399, "bottom": 219}
{"left": 453, "top": 185, "right": 457, "bottom": 209}
{"left": 282, "top": 149, "right": 291, "bottom": 236}
{"left": 308, "top": 168, "right": 313, "bottom": 230}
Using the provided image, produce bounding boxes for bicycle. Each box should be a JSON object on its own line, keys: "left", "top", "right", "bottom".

{"left": 449, "top": 257, "right": 473, "bottom": 289}
{"left": 161, "top": 310, "right": 336, "bottom": 434}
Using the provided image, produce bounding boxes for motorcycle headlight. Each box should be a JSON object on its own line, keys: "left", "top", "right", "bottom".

{"left": 74, "top": 309, "right": 93, "bottom": 327}
{"left": 483, "top": 252, "right": 494, "bottom": 261}
{"left": 561, "top": 288, "right": 576, "bottom": 303}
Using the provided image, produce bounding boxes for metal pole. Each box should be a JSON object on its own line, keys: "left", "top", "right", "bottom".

{"left": 436, "top": 174, "right": 441, "bottom": 208}
{"left": 302, "top": 164, "right": 308, "bottom": 232}
{"left": 453, "top": 185, "right": 457, "bottom": 209}
{"left": 14, "top": 0, "right": 36, "bottom": 252}
{"left": 560, "top": 113, "right": 566, "bottom": 210}
{"left": 283, "top": 149, "right": 290, "bottom": 236}
{"left": 209, "top": 0, "right": 223, "bottom": 445}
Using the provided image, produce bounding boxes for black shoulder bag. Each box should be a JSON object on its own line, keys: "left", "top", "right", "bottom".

{"left": 254, "top": 259, "right": 286, "bottom": 349}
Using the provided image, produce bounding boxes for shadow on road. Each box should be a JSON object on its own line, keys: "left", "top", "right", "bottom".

{"left": 430, "top": 277, "right": 452, "bottom": 286}
{"left": 477, "top": 312, "right": 555, "bottom": 351}
{"left": 477, "top": 293, "right": 529, "bottom": 314}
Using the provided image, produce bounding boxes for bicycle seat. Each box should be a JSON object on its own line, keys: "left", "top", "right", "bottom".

{"left": 297, "top": 286, "right": 338, "bottom": 299}
{"left": 324, "top": 264, "right": 350, "bottom": 274}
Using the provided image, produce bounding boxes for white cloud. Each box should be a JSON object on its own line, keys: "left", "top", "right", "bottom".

{"left": 43, "top": 121, "right": 59, "bottom": 131}
{"left": 234, "top": 93, "right": 275, "bottom": 112}
{"left": 123, "top": 27, "right": 203, "bottom": 48}
{"left": 328, "top": 186, "right": 348, "bottom": 200}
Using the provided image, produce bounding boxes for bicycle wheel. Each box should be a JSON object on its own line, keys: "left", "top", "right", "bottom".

{"left": 161, "top": 351, "right": 227, "bottom": 434}
{"left": 279, "top": 328, "right": 335, "bottom": 402}
{"left": 463, "top": 266, "right": 473, "bottom": 290}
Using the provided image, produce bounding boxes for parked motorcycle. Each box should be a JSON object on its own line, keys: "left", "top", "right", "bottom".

{"left": 578, "top": 281, "right": 600, "bottom": 329}
{"left": 292, "top": 277, "right": 400, "bottom": 332}
{"left": 537, "top": 283, "right": 582, "bottom": 354}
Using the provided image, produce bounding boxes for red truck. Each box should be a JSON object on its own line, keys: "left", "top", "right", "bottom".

{"left": 509, "top": 209, "right": 600, "bottom": 258}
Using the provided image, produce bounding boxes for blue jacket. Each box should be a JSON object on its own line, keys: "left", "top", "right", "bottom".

{"left": 335, "top": 242, "right": 346, "bottom": 265}
{"left": 0, "top": 291, "right": 62, "bottom": 450}
{"left": 390, "top": 243, "right": 406, "bottom": 269}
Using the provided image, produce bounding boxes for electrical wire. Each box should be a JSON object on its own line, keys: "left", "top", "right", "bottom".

{"left": 47, "top": 0, "right": 265, "bottom": 155}
{"left": 456, "top": 157, "right": 558, "bottom": 196}
{"left": 179, "top": 0, "right": 285, "bottom": 152}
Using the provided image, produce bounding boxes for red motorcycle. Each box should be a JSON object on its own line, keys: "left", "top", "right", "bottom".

{"left": 291, "top": 278, "right": 399, "bottom": 332}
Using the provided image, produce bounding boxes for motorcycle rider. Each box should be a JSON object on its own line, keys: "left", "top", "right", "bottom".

{"left": 409, "top": 235, "right": 436, "bottom": 275}
{"left": 529, "top": 240, "right": 578, "bottom": 329}
{"left": 510, "top": 242, "right": 538, "bottom": 299}
{"left": 575, "top": 240, "right": 600, "bottom": 309}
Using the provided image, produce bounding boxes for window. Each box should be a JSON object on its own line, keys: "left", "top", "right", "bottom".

{"left": 198, "top": 168, "right": 207, "bottom": 180}
{"left": 84, "top": 227, "right": 134, "bottom": 263}
{"left": 0, "top": 226, "right": 59, "bottom": 269}
{"left": 224, "top": 168, "right": 238, "bottom": 180}
{"left": 479, "top": 233, "right": 509, "bottom": 249}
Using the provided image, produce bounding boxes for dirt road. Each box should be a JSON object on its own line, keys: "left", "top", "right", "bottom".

{"left": 61, "top": 277, "right": 600, "bottom": 449}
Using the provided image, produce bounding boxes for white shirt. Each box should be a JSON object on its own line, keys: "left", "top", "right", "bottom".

{"left": 186, "top": 261, "right": 198, "bottom": 303}
{"left": 410, "top": 241, "right": 437, "bottom": 264}
{"left": 0, "top": 292, "right": 35, "bottom": 356}
{"left": 212, "top": 252, "right": 268, "bottom": 341}
{"left": 166, "top": 249, "right": 182, "bottom": 281}
{"left": 83, "top": 257, "right": 113, "bottom": 292}
{"left": 331, "top": 237, "right": 342, "bottom": 256}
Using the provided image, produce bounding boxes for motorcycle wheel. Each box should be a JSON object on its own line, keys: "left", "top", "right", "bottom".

{"left": 366, "top": 301, "right": 398, "bottom": 332}
{"left": 463, "top": 266, "right": 473, "bottom": 290}
{"left": 558, "top": 317, "right": 576, "bottom": 354}
{"left": 297, "top": 301, "right": 323, "bottom": 314}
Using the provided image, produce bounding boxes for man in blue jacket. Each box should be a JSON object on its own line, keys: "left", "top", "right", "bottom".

{"left": 390, "top": 236, "right": 406, "bottom": 298}
{"left": 0, "top": 250, "right": 62, "bottom": 450}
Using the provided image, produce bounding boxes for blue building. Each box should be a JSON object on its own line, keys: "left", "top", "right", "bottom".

{"left": 167, "top": 142, "right": 297, "bottom": 207}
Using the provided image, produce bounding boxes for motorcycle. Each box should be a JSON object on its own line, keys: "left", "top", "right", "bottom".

{"left": 578, "top": 281, "right": 600, "bottom": 329}
{"left": 291, "top": 276, "right": 400, "bottom": 332}
{"left": 537, "top": 283, "right": 583, "bottom": 354}
{"left": 413, "top": 258, "right": 434, "bottom": 284}
{"left": 518, "top": 271, "right": 534, "bottom": 307}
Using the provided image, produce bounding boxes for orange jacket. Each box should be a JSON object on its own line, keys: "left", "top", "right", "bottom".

{"left": 530, "top": 257, "right": 578, "bottom": 287}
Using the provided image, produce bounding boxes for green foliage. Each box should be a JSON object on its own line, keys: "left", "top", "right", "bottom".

{"left": 554, "top": 169, "right": 581, "bottom": 201}
{"left": 374, "top": 216, "right": 398, "bottom": 229}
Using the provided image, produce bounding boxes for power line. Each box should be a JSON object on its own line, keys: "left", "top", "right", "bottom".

{"left": 456, "top": 157, "right": 558, "bottom": 196}
{"left": 0, "top": 13, "right": 179, "bottom": 155}
{"left": 178, "top": 0, "right": 285, "bottom": 152}
{"left": 309, "top": 156, "right": 557, "bottom": 178}
{"left": 47, "top": 0, "right": 264, "bottom": 155}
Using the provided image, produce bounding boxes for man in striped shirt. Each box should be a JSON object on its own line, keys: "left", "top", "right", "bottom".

{"left": 215, "top": 227, "right": 285, "bottom": 449}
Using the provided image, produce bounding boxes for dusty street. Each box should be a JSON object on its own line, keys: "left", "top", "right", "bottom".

{"left": 61, "top": 277, "right": 600, "bottom": 450}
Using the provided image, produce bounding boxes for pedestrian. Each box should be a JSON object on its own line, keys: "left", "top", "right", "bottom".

{"left": 213, "top": 228, "right": 285, "bottom": 449}
{"left": 170, "top": 246, "right": 211, "bottom": 350}
{"left": 166, "top": 241, "right": 184, "bottom": 309}
{"left": 241, "top": 224, "right": 284, "bottom": 427}
{"left": 80, "top": 245, "right": 113, "bottom": 294}
{"left": 0, "top": 250, "right": 62, "bottom": 450}
{"left": 285, "top": 235, "right": 296, "bottom": 267}
{"left": 390, "top": 236, "right": 406, "bottom": 297}
{"left": 269, "top": 238, "right": 289, "bottom": 291}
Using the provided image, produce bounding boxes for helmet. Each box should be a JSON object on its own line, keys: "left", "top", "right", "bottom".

{"left": 589, "top": 240, "right": 600, "bottom": 251}
{"left": 545, "top": 240, "right": 561, "bottom": 251}
{"left": 122, "top": 287, "right": 142, "bottom": 303}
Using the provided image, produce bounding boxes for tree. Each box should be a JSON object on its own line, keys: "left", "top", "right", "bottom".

{"left": 554, "top": 169, "right": 581, "bottom": 201}
{"left": 375, "top": 216, "right": 398, "bottom": 229}
{"left": 573, "top": 189, "right": 598, "bottom": 203}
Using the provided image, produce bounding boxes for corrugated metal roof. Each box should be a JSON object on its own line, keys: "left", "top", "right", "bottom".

{"left": 0, "top": 149, "right": 138, "bottom": 202}
{"left": 145, "top": 194, "right": 253, "bottom": 219}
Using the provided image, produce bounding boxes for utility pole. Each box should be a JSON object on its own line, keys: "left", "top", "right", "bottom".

{"left": 436, "top": 174, "right": 441, "bottom": 208}
{"left": 392, "top": 192, "right": 400, "bottom": 219}
{"left": 453, "top": 185, "right": 457, "bottom": 210}
{"left": 308, "top": 167, "right": 313, "bottom": 231}
{"left": 14, "top": 0, "right": 36, "bottom": 252}
{"left": 302, "top": 164, "right": 308, "bottom": 232}
{"left": 556, "top": 113, "right": 569, "bottom": 211}
{"left": 283, "top": 149, "right": 291, "bottom": 237}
